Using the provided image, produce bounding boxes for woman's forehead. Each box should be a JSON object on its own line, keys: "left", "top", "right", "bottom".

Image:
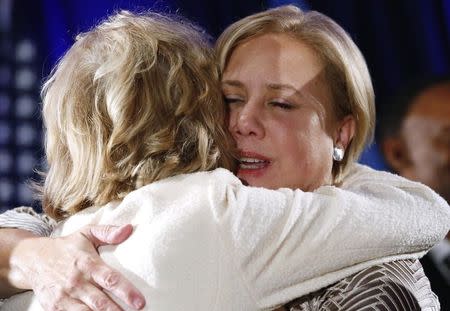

{"left": 223, "top": 34, "right": 325, "bottom": 89}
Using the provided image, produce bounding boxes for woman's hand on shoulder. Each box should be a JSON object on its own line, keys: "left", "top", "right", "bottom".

{"left": 10, "top": 224, "right": 146, "bottom": 310}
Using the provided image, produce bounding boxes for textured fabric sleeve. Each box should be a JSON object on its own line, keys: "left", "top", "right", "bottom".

{"left": 212, "top": 165, "right": 449, "bottom": 309}
{"left": 0, "top": 207, "right": 56, "bottom": 237}
{"left": 283, "top": 259, "right": 440, "bottom": 311}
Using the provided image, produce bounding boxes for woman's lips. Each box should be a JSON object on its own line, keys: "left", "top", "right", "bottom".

{"left": 237, "top": 152, "right": 271, "bottom": 179}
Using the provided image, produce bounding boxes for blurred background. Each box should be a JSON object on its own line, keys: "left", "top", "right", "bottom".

{"left": 1, "top": 0, "right": 449, "bottom": 212}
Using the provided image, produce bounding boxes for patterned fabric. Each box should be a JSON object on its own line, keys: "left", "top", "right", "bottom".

{"left": 0, "top": 206, "right": 56, "bottom": 236}
{"left": 0, "top": 207, "right": 54, "bottom": 307}
{"left": 282, "top": 260, "right": 440, "bottom": 311}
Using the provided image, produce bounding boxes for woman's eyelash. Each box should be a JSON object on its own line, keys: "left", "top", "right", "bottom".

{"left": 270, "top": 101, "right": 293, "bottom": 109}
{"left": 224, "top": 96, "right": 242, "bottom": 104}
{"left": 223, "top": 96, "right": 294, "bottom": 109}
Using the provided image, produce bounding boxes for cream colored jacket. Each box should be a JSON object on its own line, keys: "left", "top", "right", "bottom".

{"left": 3, "top": 164, "right": 449, "bottom": 310}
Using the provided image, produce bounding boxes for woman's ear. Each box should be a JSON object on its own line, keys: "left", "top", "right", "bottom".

{"left": 334, "top": 115, "right": 355, "bottom": 150}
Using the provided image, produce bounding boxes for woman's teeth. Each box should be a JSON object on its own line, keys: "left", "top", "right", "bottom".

{"left": 239, "top": 157, "right": 267, "bottom": 169}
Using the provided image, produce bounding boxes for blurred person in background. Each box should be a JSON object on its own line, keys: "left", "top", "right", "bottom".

{"left": 379, "top": 76, "right": 450, "bottom": 309}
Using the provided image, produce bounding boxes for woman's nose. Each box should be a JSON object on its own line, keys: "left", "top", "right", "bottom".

{"left": 229, "top": 101, "right": 264, "bottom": 138}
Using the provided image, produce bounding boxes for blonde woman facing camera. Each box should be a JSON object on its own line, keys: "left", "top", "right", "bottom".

{"left": 217, "top": 6, "right": 373, "bottom": 190}
{"left": 216, "top": 6, "right": 447, "bottom": 309}
{"left": 1, "top": 6, "right": 449, "bottom": 311}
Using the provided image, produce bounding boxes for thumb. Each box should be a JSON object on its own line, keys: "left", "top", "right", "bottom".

{"left": 82, "top": 224, "right": 134, "bottom": 247}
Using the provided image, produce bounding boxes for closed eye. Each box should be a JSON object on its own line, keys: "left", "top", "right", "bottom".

{"left": 270, "top": 101, "right": 294, "bottom": 110}
{"left": 224, "top": 96, "right": 244, "bottom": 105}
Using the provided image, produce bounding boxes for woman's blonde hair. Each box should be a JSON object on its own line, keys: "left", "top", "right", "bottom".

{"left": 41, "top": 11, "right": 235, "bottom": 219}
{"left": 216, "top": 5, "right": 375, "bottom": 183}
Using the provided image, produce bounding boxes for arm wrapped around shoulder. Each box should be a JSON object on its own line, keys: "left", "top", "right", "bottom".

{"left": 341, "top": 163, "right": 450, "bottom": 249}
{"left": 213, "top": 164, "right": 449, "bottom": 308}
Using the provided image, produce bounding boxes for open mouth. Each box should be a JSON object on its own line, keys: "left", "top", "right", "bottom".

{"left": 239, "top": 157, "right": 270, "bottom": 169}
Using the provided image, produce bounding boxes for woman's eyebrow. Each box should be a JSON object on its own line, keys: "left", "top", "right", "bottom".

{"left": 221, "top": 80, "right": 243, "bottom": 88}
{"left": 267, "top": 83, "right": 297, "bottom": 92}
{"left": 267, "top": 83, "right": 305, "bottom": 97}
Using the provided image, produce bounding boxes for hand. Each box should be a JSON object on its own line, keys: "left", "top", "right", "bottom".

{"left": 9, "top": 224, "right": 146, "bottom": 310}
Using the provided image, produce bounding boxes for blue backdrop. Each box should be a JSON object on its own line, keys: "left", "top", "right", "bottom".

{"left": 1, "top": 0, "right": 449, "bottom": 212}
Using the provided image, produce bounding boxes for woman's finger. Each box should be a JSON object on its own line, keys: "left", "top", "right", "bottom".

{"left": 38, "top": 287, "right": 91, "bottom": 311}
{"left": 94, "top": 266, "right": 145, "bottom": 310}
{"left": 69, "top": 280, "right": 123, "bottom": 311}
{"left": 50, "top": 299, "right": 91, "bottom": 311}
{"left": 83, "top": 224, "right": 134, "bottom": 247}
{"left": 73, "top": 242, "right": 145, "bottom": 310}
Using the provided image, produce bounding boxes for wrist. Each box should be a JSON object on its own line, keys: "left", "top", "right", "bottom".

{"left": 6, "top": 230, "right": 40, "bottom": 291}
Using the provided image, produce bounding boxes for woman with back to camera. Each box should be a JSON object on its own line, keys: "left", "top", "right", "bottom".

{"left": 1, "top": 5, "right": 449, "bottom": 311}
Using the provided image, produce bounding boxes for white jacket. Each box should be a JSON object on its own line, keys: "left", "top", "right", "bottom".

{"left": 3, "top": 164, "right": 449, "bottom": 310}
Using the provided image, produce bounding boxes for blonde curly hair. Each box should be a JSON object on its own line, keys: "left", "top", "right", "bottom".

{"left": 216, "top": 5, "right": 375, "bottom": 184}
{"left": 40, "top": 11, "right": 235, "bottom": 220}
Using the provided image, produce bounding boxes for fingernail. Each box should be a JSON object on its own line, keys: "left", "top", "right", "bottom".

{"left": 133, "top": 297, "right": 145, "bottom": 309}
{"left": 119, "top": 224, "right": 133, "bottom": 231}
{"left": 114, "top": 224, "right": 131, "bottom": 235}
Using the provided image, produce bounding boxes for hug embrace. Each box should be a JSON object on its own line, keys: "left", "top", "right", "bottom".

{"left": 1, "top": 5, "right": 449, "bottom": 311}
